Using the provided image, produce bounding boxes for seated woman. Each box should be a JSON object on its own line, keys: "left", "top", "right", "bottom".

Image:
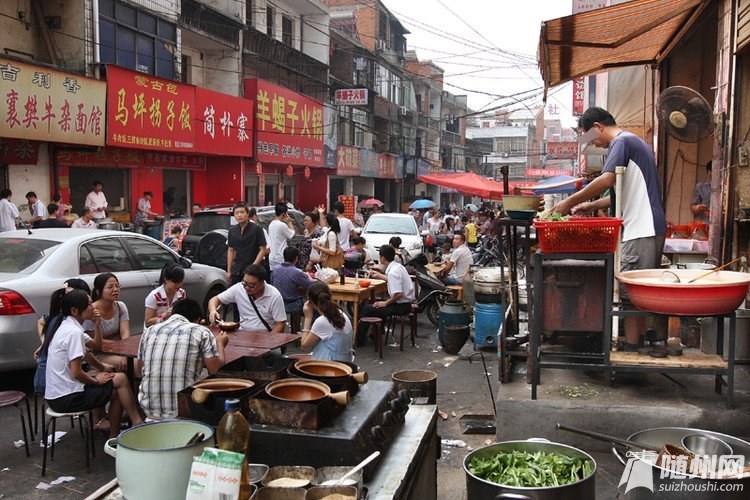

{"left": 44, "top": 290, "right": 143, "bottom": 438}
{"left": 300, "top": 281, "right": 353, "bottom": 362}
{"left": 144, "top": 263, "right": 186, "bottom": 328}
{"left": 83, "top": 273, "right": 130, "bottom": 370}
{"left": 343, "top": 237, "right": 371, "bottom": 277}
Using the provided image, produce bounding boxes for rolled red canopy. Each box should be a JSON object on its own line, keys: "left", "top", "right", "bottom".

{"left": 417, "top": 172, "right": 505, "bottom": 199}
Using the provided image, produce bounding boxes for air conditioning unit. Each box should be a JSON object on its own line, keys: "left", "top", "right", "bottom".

{"left": 376, "top": 39, "right": 386, "bottom": 51}
{"left": 399, "top": 106, "right": 407, "bottom": 116}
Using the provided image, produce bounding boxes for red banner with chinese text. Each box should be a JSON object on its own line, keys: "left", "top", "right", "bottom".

{"left": 106, "top": 66, "right": 195, "bottom": 151}
{"left": 244, "top": 78, "right": 324, "bottom": 167}
{"left": 194, "top": 87, "right": 253, "bottom": 156}
{"left": 0, "top": 57, "right": 106, "bottom": 146}
{"left": 338, "top": 195, "right": 357, "bottom": 220}
{"left": 572, "top": 78, "right": 585, "bottom": 116}
{"left": 336, "top": 145, "right": 361, "bottom": 176}
{"left": 0, "top": 139, "right": 39, "bottom": 164}
{"left": 378, "top": 153, "right": 398, "bottom": 179}
{"left": 545, "top": 142, "right": 578, "bottom": 159}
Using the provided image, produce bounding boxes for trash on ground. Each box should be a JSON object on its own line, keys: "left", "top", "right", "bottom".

{"left": 51, "top": 476, "right": 75, "bottom": 485}
{"left": 13, "top": 440, "right": 25, "bottom": 449}
{"left": 441, "top": 439, "right": 467, "bottom": 448}
{"left": 40, "top": 431, "right": 67, "bottom": 447}
{"left": 438, "top": 410, "right": 449, "bottom": 420}
{"left": 485, "top": 439, "right": 493, "bottom": 446}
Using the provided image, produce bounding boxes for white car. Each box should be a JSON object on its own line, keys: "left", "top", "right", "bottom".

{"left": 0, "top": 229, "right": 228, "bottom": 372}
{"left": 360, "top": 213, "right": 423, "bottom": 261}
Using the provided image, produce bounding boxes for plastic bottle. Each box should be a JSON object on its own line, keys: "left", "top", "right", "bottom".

{"left": 217, "top": 399, "right": 251, "bottom": 500}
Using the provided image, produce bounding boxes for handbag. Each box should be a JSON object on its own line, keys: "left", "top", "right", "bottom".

{"left": 321, "top": 232, "right": 345, "bottom": 270}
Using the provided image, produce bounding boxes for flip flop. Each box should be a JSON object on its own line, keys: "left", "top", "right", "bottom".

{"left": 93, "top": 418, "right": 111, "bottom": 433}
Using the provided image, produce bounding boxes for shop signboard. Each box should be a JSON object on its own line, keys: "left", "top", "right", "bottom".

{"left": 334, "top": 88, "right": 368, "bottom": 106}
{"left": 572, "top": 78, "right": 585, "bottom": 116}
{"left": 244, "top": 78, "right": 324, "bottom": 167}
{"left": 378, "top": 153, "right": 398, "bottom": 179}
{"left": 0, "top": 57, "right": 106, "bottom": 146}
{"left": 336, "top": 145, "right": 361, "bottom": 176}
{"left": 416, "top": 158, "right": 432, "bottom": 176}
{"left": 323, "top": 104, "right": 337, "bottom": 169}
{"left": 525, "top": 168, "right": 572, "bottom": 178}
{"left": 396, "top": 156, "right": 404, "bottom": 179}
{"left": 195, "top": 87, "right": 253, "bottom": 156}
{"left": 144, "top": 152, "right": 206, "bottom": 170}
{"left": 360, "top": 148, "right": 379, "bottom": 177}
{"left": 338, "top": 195, "right": 357, "bottom": 220}
{"left": 546, "top": 142, "right": 577, "bottom": 159}
{"left": 55, "top": 147, "right": 143, "bottom": 167}
{"left": 106, "top": 65, "right": 195, "bottom": 151}
{"left": 0, "top": 138, "right": 39, "bottom": 164}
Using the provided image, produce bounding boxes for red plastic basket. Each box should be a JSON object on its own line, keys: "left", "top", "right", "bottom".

{"left": 533, "top": 217, "right": 623, "bottom": 254}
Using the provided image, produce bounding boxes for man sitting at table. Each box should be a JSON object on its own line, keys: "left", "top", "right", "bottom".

{"left": 208, "top": 264, "right": 287, "bottom": 333}
{"left": 271, "top": 247, "right": 312, "bottom": 334}
{"left": 357, "top": 245, "right": 415, "bottom": 346}
{"left": 137, "top": 298, "right": 228, "bottom": 420}
{"left": 439, "top": 233, "right": 473, "bottom": 285}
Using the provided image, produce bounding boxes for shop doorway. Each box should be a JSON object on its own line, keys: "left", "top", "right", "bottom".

{"left": 0, "top": 165, "right": 7, "bottom": 192}
{"left": 69, "top": 168, "right": 130, "bottom": 215}
{"left": 329, "top": 177, "right": 345, "bottom": 209}
{"left": 162, "top": 169, "right": 190, "bottom": 217}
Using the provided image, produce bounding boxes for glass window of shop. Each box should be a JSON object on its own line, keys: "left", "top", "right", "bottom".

{"left": 68, "top": 168, "right": 129, "bottom": 216}
{"left": 99, "top": 0, "right": 176, "bottom": 79}
{"left": 162, "top": 169, "right": 190, "bottom": 217}
{"left": 245, "top": 173, "right": 295, "bottom": 207}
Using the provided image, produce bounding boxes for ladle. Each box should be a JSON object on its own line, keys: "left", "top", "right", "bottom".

{"left": 321, "top": 451, "right": 380, "bottom": 486}
{"left": 659, "top": 257, "right": 742, "bottom": 284}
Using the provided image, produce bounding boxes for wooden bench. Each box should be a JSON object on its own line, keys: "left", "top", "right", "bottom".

{"left": 447, "top": 285, "right": 464, "bottom": 301}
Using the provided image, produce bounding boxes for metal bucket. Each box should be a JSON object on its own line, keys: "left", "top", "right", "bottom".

{"left": 443, "top": 324, "right": 469, "bottom": 355}
{"left": 391, "top": 370, "right": 437, "bottom": 405}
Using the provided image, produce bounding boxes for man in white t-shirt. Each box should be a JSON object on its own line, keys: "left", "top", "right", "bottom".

{"left": 26, "top": 191, "right": 46, "bottom": 228}
{"left": 71, "top": 208, "right": 98, "bottom": 229}
{"left": 333, "top": 201, "right": 356, "bottom": 250}
{"left": 441, "top": 233, "right": 472, "bottom": 285}
{"left": 207, "top": 264, "right": 287, "bottom": 333}
{"left": 85, "top": 180, "right": 108, "bottom": 220}
{"left": 0, "top": 189, "right": 19, "bottom": 232}
{"left": 268, "top": 202, "right": 296, "bottom": 269}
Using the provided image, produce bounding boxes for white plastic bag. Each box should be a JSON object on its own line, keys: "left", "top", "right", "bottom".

{"left": 315, "top": 267, "right": 339, "bottom": 284}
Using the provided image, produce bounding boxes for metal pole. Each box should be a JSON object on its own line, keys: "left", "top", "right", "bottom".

{"left": 612, "top": 166, "right": 625, "bottom": 349}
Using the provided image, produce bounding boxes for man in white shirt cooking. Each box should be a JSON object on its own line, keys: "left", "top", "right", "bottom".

{"left": 441, "top": 233, "right": 473, "bottom": 285}
{"left": 207, "top": 264, "right": 287, "bottom": 333}
{"left": 85, "top": 180, "right": 108, "bottom": 221}
{"left": 268, "top": 202, "right": 296, "bottom": 270}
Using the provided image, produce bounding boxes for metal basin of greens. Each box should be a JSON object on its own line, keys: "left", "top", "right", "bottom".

{"left": 464, "top": 439, "right": 596, "bottom": 499}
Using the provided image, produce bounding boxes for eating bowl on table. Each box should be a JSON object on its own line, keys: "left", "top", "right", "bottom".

{"left": 218, "top": 321, "right": 240, "bottom": 332}
{"left": 358, "top": 279, "right": 372, "bottom": 288}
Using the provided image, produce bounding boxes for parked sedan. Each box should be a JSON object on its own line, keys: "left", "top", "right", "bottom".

{"left": 0, "top": 229, "right": 228, "bottom": 372}
{"left": 361, "top": 213, "right": 424, "bottom": 261}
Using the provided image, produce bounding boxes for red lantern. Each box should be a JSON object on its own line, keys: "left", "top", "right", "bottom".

{"left": 286, "top": 165, "right": 294, "bottom": 177}
{"left": 304, "top": 167, "right": 311, "bottom": 180}
{"left": 256, "top": 162, "right": 263, "bottom": 175}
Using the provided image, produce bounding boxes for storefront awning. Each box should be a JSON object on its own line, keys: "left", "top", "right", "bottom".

{"left": 539, "top": 0, "right": 710, "bottom": 94}
{"left": 418, "top": 172, "right": 506, "bottom": 199}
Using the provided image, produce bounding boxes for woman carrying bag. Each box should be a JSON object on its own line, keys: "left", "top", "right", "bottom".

{"left": 313, "top": 212, "right": 344, "bottom": 270}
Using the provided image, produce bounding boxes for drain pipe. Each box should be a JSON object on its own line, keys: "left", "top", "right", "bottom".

{"left": 92, "top": 0, "right": 100, "bottom": 78}
{"left": 612, "top": 166, "right": 625, "bottom": 349}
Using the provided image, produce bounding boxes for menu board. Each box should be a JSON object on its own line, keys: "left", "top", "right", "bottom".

{"left": 338, "top": 195, "right": 357, "bottom": 221}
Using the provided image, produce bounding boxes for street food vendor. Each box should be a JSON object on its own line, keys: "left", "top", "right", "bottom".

{"left": 135, "top": 191, "right": 160, "bottom": 229}
{"left": 552, "top": 107, "right": 667, "bottom": 351}
{"left": 85, "top": 180, "right": 108, "bottom": 221}
{"left": 690, "top": 161, "right": 711, "bottom": 223}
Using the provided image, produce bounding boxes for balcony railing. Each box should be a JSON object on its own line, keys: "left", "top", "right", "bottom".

{"left": 442, "top": 130, "right": 460, "bottom": 146}
{"left": 243, "top": 26, "right": 328, "bottom": 85}
{"left": 180, "top": 0, "right": 243, "bottom": 48}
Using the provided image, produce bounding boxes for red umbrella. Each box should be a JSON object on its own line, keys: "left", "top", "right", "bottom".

{"left": 358, "top": 198, "right": 385, "bottom": 208}
{"left": 418, "top": 172, "right": 505, "bottom": 199}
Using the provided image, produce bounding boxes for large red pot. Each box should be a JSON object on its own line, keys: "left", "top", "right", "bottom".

{"left": 617, "top": 269, "right": 750, "bottom": 316}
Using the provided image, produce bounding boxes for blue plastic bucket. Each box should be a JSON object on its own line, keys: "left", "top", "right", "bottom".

{"left": 474, "top": 303, "right": 503, "bottom": 347}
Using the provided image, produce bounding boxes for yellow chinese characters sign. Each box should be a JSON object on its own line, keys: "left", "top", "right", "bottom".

{"left": 106, "top": 65, "right": 195, "bottom": 151}
{"left": 243, "top": 78, "right": 324, "bottom": 167}
{"left": 0, "top": 57, "right": 106, "bottom": 146}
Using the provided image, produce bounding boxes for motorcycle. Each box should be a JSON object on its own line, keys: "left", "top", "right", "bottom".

{"left": 410, "top": 253, "right": 455, "bottom": 326}
{"left": 472, "top": 235, "right": 503, "bottom": 267}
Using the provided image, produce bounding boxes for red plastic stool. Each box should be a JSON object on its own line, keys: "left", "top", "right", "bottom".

{"left": 358, "top": 317, "right": 385, "bottom": 359}
{"left": 0, "top": 390, "right": 34, "bottom": 457}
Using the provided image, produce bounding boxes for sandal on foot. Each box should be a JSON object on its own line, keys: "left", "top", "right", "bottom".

{"left": 93, "top": 418, "right": 111, "bottom": 432}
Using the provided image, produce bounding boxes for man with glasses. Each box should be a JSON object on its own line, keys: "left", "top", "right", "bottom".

{"left": 208, "top": 264, "right": 287, "bottom": 333}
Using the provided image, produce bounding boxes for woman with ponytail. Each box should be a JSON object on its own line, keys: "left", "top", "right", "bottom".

{"left": 45, "top": 290, "right": 143, "bottom": 438}
{"left": 300, "top": 281, "right": 353, "bottom": 362}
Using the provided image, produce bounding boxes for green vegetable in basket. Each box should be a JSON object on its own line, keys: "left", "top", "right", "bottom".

{"left": 468, "top": 449, "right": 593, "bottom": 488}
{"left": 537, "top": 211, "right": 568, "bottom": 222}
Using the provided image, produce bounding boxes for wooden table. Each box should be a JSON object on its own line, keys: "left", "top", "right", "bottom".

{"left": 328, "top": 277, "right": 387, "bottom": 342}
{"left": 209, "top": 327, "right": 300, "bottom": 350}
{"left": 425, "top": 263, "right": 445, "bottom": 276}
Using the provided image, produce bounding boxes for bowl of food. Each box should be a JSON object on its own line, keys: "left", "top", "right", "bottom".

{"left": 218, "top": 321, "right": 240, "bottom": 332}
{"left": 358, "top": 280, "right": 372, "bottom": 288}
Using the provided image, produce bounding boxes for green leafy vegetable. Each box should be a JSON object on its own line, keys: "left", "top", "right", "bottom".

{"left": 468, "top": 450, "right": 593, "bottom": 488}
{"left": 537, "top": 211, "right": 568, "bottom": 222}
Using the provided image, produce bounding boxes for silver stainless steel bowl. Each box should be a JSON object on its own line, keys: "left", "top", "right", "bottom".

{"left": 681, "top": 433, "right": 733, "bottom": 457}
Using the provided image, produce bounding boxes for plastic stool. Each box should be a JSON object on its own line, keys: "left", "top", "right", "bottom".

{"left": 0, "top": 390, "right": 34, "bottom": 457}
{"left": 358, "top": 317, "right": 385, "bottom": 359}
{"left": 42, "top": 407, "right": 95, "bottom": 476}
